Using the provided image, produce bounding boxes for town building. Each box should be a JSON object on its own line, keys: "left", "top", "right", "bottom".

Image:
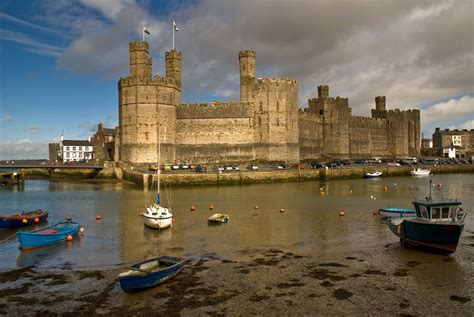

{"left": 48, "top": 136, "right": 93, "bottom": 163}
{"left": 91, "top": 123, "right": 116, "bottom": 161}
{"left": 117, "top": 41, "right": 420, "bottom": 164}
{"left": 432, "top": 128, "right": 474, "bottom": 158}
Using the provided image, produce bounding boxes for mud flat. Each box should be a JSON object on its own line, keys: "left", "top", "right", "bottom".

{"left": 1, "top": 245, "right": 473, "bottom": 316}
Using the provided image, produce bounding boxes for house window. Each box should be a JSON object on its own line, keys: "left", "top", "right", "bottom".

{"left": 79, "top": 152, "right": 83, "bottom": 158}
{"left": 73, "top": 146, "right": 76, "bottom": 151}
{"left": 66, "top": 146, "right": 70, "bottom": 151}
{"left": 66, "top": 152, "right": 70, "bottom": 158}
{"left": 79, "top": 147, "right": 82, "bottom": 151}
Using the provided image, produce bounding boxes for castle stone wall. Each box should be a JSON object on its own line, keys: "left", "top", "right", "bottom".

{"left": 298, "top": 110, "right": 323, "bottom": 160}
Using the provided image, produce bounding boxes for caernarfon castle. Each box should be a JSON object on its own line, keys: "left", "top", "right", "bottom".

{"left": 118, "top": 41, "right": 420, "bottom": 164}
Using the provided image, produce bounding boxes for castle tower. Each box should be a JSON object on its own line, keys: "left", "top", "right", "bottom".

{"left": 119, "top": 41, "right": 181, "bottom": 164}
{"left": 129, "top": 41, "right": 152, "bottom": 79}
{"left": 372, "top": 96, "right": 387, "bottom": 119}
{"left": 239, "top": 50, "right": 256, "bottom": 102}
{"left": 165, "top": 49, "right": 182, "bottom": 88}
{"left": 318, "top": 85, "right": 329, "bottom": 98}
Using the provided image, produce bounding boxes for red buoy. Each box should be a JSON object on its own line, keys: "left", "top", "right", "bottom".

{"left": 190, "top": 205, "right": 196, "bottom": 211}
{"left": 34, "top": 217, "right": 40, "bottom": 223}
{"left": 96, "top": 214, "right": 102, "bottom": 220}
{"left": 66, "top": 235, "right": 73, "bottom": 241}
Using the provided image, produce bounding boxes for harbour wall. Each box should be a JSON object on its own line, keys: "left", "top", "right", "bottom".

{"left": 123, "top": 165, "right": 474, "bottom": 188}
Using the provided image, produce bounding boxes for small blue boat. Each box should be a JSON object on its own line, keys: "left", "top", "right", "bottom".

{"left": 379, "top": 207, "right": 415, "bottom": 219}
{"left": 0, "top": 210, "right": 48, "bottom": 229}
{"left": 17, "top": 221, "right": 80, "bottom": 250}
{"left": 119, "top": 256, "right": 186, "bottom": 292}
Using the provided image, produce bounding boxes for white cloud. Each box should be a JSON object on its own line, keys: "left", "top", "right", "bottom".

{"left": 0, "top": 29, "right": 63, "bottom": 57}
{"left": 0, "top": 113, "right": 13, "bottom": 121}
{"left": 456, "top": 120, "right": 474, "bottom": 130}
{"left": 421, "top": 95, "right": 474, "bottom": 125}
{"left": 0, "top": 139, "right": 50, "bottom": 160}
{"left": 80, "top": 0, "right": 136, "bottom": 20}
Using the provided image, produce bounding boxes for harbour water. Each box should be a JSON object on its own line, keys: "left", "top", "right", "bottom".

{"left": 1, "top": 174, "right": 473, "bottom": 271}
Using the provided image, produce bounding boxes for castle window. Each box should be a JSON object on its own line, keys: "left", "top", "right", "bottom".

{"left": 277, "top": 118, "right": 280, "bottom": 126}
{"left": 319, "top": 110, "right": 323, "bottom": 116}
{"left": 277, "top": 101, "right": 279, "bottom": 112}
{"left": 259, "top": 101, "right": 263, "bottom": 111}
{"left": 258, "top": 117, "right": 261, "bottom": 126}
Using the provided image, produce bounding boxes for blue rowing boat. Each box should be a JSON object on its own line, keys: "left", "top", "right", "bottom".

{"left": 379, "top": 207, "right": 415, "bottom": 219}
{"left": 17, "top": 220, "right": 80, "bottom": 250}
{"left": 119, "top": 256, "right": 186, "bottom": 292}
{"left": 0, "top": 210, "right": 48, "bottom": 229}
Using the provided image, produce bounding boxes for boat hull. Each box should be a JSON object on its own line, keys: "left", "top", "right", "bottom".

{"left": 0, "top": 211, "right": 48, "bottom": 229}
{"left": 143, "top": 216, "right": 172, "bottom": 230}
{"left": 119, "top": 256, "right": 186, "bottom": 292}
{"left": 390, "top": 219, "right": 464, "bottom": 254}
{"left": 17, "top": 221, "right": 80, "bottom": 250}
{"left": 365, "top": 172, "right": 382, "bottom": 178}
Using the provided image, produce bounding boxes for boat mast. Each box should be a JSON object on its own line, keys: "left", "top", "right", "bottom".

{"left": 429, "top": 179, "right": 432, "bottom": 200}
{"left": 156, "top": 92, "right": 161, "bottom": 205}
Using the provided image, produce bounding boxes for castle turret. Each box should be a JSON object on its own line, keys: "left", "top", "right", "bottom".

{"left": 165, "top": 49, "right": 182, "bottom": 88}
{"left": 318, "top": 85, "right": 329, "bottom": 98}
{"left": 372, "top": 96, "right": 387, "bottom": 119}
{"left": 129, "top": 41, "right": 152, "bottom": 79}
{"left": 239, "top": 50, "right": 256, "bottom": 102}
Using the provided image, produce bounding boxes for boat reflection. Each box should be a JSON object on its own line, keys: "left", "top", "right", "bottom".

{"left": 16, "top": 235, "right": 83, "bottom": 267}
{"left": 143, "top": 225, "right": 173, "bottom": 243}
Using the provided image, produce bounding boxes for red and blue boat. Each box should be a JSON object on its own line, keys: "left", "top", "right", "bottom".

{"left": 17, "top": 220, "right": 80, "bottom": 250}
{"left": 387, "top": 183, "right": 467, "bottom": 254}
{"left": 0, "top": 210, "right": 48, "bottom": 229}
{"left": 118, "top": 256, "right": 186, "bottom": 292}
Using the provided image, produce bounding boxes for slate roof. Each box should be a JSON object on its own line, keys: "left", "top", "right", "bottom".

{"left": 62, "top": 140, "right": 92, "bottom": 146}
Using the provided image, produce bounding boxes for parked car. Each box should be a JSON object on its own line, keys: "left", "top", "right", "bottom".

{"left": 148, "top": 164, "right": 159, "bottom": 171}
{"left": 232, "top": 165, "right": 240, "bottom": 171}
{"left": 212, "top": 165, "right": 225, "bottom": 172}
{"left": 179, "top": 164, "right": 189, "bottom": 169}
{"left": 387, "top": 161, "right": 400, "bottom": 167}
{"left": 194, "top": 164, "right": 207, "bottom": 173}
{"left": 291, "top": 163, "right": 305, "bottom": 169}
{"left": 353, "top": 159, "right": 365, "bottom": 165}
{"left": 247, "top": 164, "right": 259, "bottom": 170}
{"left": 310, "top": 162, "right": 326, "bottom": 169}
{"left": 172, "top": 164, "right": 180, "bottom": 170}
{"left": 271, "top": 164, "right": 284, "bottom": 169}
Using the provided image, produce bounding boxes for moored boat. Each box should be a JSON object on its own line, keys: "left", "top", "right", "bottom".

{"left": 0, "top": 210, "right": 48, "bottom": 229}
{"left": 378, "top": 208, "right": 415, "bottom": 219}
{"left": 387, "top": 182, "right": 467, "bottom": 254}
{"left": 17, "top": 220, "right": 80, "bottom": 250}
{"left": 118, "top": 256, "right": 186, "bottom": 292}
{"left": 207, "top": 213, "right": 230, "bottom": 224}
{"left": 410, "top": 168, "right": 431, "bottom": 176}
{"left": 365, "top": 171, "right": 382, "bottom": 178}
{"left": 143, "top": 203, "right": 173, "bottom": 230}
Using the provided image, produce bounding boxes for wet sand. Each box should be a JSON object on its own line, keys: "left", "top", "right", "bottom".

{"left": 1, "top": 244, "right": 473, "bottom": 316}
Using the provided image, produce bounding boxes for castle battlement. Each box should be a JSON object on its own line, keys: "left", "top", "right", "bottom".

{"left": 239, "top": 50, "right": 256, "bottom": 58}
{"left": 129, "top": 41, "right": 149, "bottom": 51}
{"left": 165, "top": 50, "right": 182, "bottom": 59}
{"left": 255, "top": 78, "right": 297, "bottom": 86}
{"left": 118, "top": 76, "right": 180, "bottom": 89}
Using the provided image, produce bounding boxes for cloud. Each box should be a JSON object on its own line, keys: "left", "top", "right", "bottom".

{"left": 455, "top": 120, "right": 474, "bottom": 130}
{"left": 421, "top": 95, "right": 474, "bottom": 125}
{"left": 0, "top": 29, "right": 63, "bottom": 57}
{"left": 0, "top": 113, "right": 13, "bottom": 121}
{"left": 0, "top": 139, "right": 49, "bottom": 160}
{"left": 28, "top": 126, "right": 41, "bottom": 133}
{"left": 80, "top": 0, "right": 136, "bottom": 20}
{"left": 0, "top": 11, "right": 66, "bottom": 37}
{"left": 32, "top": 0, "right": 474, "bottom": 113}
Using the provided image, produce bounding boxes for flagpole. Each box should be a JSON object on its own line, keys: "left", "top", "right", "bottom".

{"left": 142, "top": 27, "right": 145, "bottom": 42}
{"left": 172, "top": 21, "right": 175, "bottom": 50}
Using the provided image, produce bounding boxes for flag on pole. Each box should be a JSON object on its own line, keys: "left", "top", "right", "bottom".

{"left": 143, "top": 26, "right": 150, "bottom": 35}
{"left": 173, "top": 20, "right": 179, "bottom": 32}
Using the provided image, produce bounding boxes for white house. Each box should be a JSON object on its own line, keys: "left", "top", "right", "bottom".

{"left": 60, "top": 136, "right": 94, "bottom": 163}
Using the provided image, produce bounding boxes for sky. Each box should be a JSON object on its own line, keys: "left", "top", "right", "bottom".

{"left": 0, "top": 0, "right": 473, "bottom": 159}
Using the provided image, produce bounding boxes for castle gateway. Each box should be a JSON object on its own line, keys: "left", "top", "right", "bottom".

{"left": 118, "top": 41, "right": 420, "bottom": 164}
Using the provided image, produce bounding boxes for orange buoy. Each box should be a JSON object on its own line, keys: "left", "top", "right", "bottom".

{"left": 320, "top": 191, "right": 325, "bottom": 196}
{"left": 66, "top": 235, "right": 73, "bottom": 241}
{"left": 139, "top": 212, "right": 144, "bottom": 216}
{"left": 255, "top": 206, "right": 259, "bottom": 209}
{"left": 96, "top": 214, "right": 102, "bottom": 220}
{"left": 383, "top": 186, "right": 388, "bottom": 192}
{"left": 209, "top": 204, "right": 214, "bottom": 210}
{"left": 79, "top": 227, "right": 85, "bottom": 233}
{"left": 339, "top": 211, "right": 345, "bottom": 217}
{"left": 34, "top": 217, "right": 40, "bottom": 223}
{"left": 172, "top": 218, "right": 176, "bottom": 223}
{"left": 22, "top": 219, "right": 28, "bottom": 224}
{"left": 280, "top": 208, "right": 285, "bottom": 213}
{"left": 190, "top": 205, "right": 196, "bottom": 211}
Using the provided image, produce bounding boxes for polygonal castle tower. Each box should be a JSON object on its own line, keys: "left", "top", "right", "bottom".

{"left": 239, "top": 50, "right": 299, "bottom": 162}
{"left": 118, "top": 41, "right": 181, "bottom": 163}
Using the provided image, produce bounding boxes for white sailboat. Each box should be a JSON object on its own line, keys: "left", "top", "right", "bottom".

{"left": 143, "top": 120, "right": 173, "bottom": 230}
